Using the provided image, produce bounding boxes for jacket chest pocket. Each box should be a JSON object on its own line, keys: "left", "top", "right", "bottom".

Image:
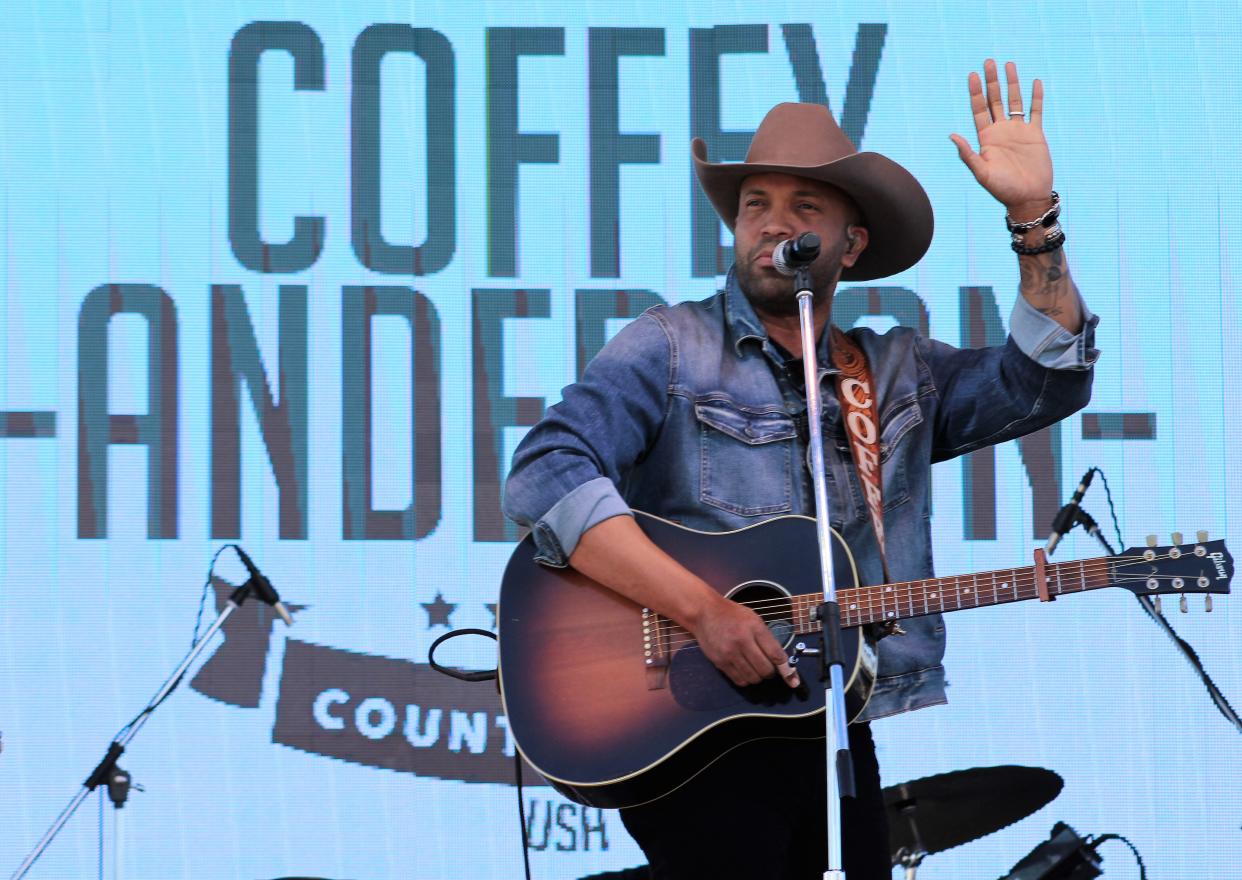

{"left": 695, "top": 399, "right": 797, "bottom": 517}
{"left": 834, "top": 397, "right": 922, "bottom": 513}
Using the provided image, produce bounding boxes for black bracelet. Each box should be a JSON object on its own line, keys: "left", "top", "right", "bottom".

{"left": 1011, "top": 227, "right": 1066, "bottom": 256}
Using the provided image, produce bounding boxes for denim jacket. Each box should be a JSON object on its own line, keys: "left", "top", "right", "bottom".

{"left": 503, "top": 270, "right": 1098, "bottom": 721}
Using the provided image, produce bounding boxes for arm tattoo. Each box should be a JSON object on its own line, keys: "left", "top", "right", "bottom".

{"left": 1018, "top": 247, "right": 1081, "bottom": 330}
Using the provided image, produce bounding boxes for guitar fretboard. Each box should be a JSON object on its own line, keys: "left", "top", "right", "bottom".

{"left": 790, "top": 556, "right": 1114, "bottom": 632}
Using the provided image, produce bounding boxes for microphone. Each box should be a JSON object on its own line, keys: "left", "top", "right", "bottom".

{"left": 771, "top": 232, "right": 821, "bottom": 276}
{"left": 234, "top": 547, "right": 294, "bottom": 626}
{"left": 1044, "top": 467, "right": 1096, "bottom": 556}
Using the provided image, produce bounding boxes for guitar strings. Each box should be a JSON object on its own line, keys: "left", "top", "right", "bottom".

{"left": 645, "top": 553, "right": 1199, "bottom": 652}
{"left": 646, "top": 556, "right": 1191, "bottom": 645}
{"left": 649, "top": 555, "right": 1140, "bottom": 621}
{"left": 658, "top": 553, "right": 1168, "bottom": 618}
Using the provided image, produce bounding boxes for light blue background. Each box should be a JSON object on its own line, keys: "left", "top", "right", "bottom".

{"left": 2, "top": 1, "right": 1240, "bottom": 878}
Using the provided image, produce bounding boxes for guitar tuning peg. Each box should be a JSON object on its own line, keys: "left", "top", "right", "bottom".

{"left": 1153, "top": 596, "right": 1162, "bottom": 615}
{"left": 1180, "top": 595, "right": 1188, "bottom": 614}
{"left": 1197, "top": 530, "right": 1209, "bottom": 543}
{"left": 1206, "top": 595, "right": 1213, "bottom": 613}
{"left": 1172, "top": 531, "right": 1183, "bottom": 545}
{"left": 1146, "top": 534, "right": 1158, "bottom": 548}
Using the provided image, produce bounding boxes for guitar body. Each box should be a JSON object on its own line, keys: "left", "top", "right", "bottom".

{"left": 497, "top": 513, "right": 878, "bottom": 809}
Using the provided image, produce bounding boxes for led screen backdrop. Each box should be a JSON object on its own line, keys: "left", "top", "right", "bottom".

{"left": 2, "top": 1, "right": 1240, "bottom": 878}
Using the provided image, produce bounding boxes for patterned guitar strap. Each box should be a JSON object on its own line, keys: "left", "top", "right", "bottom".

{"left": 830, "top": 326, "right": 904, "bottom": 636}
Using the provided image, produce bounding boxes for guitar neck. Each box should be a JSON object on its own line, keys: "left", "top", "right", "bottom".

{"left": 792, "top": 555, "right": 1114, "bottom": 631}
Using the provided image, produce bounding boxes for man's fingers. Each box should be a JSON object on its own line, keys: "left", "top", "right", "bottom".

{"left": 753, "top": 630, "right": 801, "bottom": 689}
{"left": 725, "top": 641, "right": 768, "bottom": 687}
{"left": 1005, "top": 61, "right": 1024, "bottom": 117}
{"left": 1030, "top": 78, "right": 1044, "bottom": 127}
{"left": 759, "top": 637, "right": 801, "bottom": 688}
{"left": 967, "top": 71, "right": 990, "bottom": 136}
{"left": 983, "top": 58, "right": 1004, "bottom": 122}
{"left": 950, "top": 134, "right": 987, "bottom": 181}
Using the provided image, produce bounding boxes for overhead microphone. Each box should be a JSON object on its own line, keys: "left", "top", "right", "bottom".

{"left": 233, "top": 546, "right": 294, "bottom": 626}
{"left": 771, "top": 232, "right": 821, "bottom": 276}
{"left": 1044, "top": 467, "right": 1096, "bottom": 556}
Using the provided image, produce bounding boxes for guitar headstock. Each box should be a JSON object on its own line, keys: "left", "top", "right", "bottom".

{"left": 1112, "top": 532, "right": 1233, "bottom": 606}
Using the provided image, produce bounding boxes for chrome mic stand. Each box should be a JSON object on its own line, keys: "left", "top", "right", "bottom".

{"left": 10, "top": 572, "right": 292, "bottom": 880}
{"left": 783, "top": 232, "right": 855, "bottom": 879}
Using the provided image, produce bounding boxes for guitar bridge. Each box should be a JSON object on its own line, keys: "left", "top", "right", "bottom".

{"left": 642, "top": 607, "right": 670, "bottom": 690}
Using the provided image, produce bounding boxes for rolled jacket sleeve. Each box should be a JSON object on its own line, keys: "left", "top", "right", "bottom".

{"left": 502, "top": 312, "right": 672, "bottom": 567}
{"left": 1008, "top": 291, "right": 1099, "bottom": 370}
{"left": 921, "top": 290, "right": 1098, "bottom": 462}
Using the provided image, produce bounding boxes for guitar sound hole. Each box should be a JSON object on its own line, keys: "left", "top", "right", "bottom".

{"left": 729, "top": 581, "right": 794, "bottom": 648}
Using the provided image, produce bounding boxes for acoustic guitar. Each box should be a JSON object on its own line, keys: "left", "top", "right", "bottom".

{"left": 496, "top": 512, "right": 1233, "bottom": 809}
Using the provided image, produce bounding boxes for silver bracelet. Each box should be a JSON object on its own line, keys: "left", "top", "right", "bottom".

{"left": 1005, "top": 191, "right": 1060, "bottom": 233}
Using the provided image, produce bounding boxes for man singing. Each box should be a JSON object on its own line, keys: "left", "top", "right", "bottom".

{"left": 504, "top": 59, "right": 1096, "bottom": 879}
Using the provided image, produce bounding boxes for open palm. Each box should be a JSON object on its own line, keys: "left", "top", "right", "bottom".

{"left": 950, "top": 59, "right": 1054, "bottom": 219}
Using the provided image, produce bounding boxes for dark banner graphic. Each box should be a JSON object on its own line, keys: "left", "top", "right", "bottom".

{"left": 191, "top": 579, "right": 533, "bottom": 785}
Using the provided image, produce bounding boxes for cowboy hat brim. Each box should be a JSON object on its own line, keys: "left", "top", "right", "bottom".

{"left": 692, "top": 138, "right": 934, "bottom": 282}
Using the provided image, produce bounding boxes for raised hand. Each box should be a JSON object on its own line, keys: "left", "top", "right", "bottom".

{"left": 950, "top": 59, "right": 1054, "bottom": 221}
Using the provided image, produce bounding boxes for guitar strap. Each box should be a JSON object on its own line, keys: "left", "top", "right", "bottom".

{"left": 829, "top": 326, "right": 892, "bottom": 586}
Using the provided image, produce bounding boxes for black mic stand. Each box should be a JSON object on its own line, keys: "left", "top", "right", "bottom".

{"left": 792, "top": 261, "right": 854, "bottom": 880}
{"left": 10, "top": 576, "right": 288, "bottom": 880}
{"left": 1057, "top": 492, "right": 1242, "bottom": 734}
{"left": 1067, "top": 508, "right": 1210, "bottom": 683}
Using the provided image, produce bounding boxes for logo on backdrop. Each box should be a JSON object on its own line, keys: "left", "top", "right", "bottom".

{"left": 191, "top": 579, "right": 525, "bottom": 785}
{"left": 190, "top": 583, "right": 615, "bottom": 856}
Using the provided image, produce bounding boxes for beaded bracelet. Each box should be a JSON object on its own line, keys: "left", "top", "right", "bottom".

{"left": 1011, "top": 222, "right": 1066, "bottom": 256}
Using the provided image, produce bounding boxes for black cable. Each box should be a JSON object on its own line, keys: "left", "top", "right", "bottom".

{"left": 515, "top": 752, "right": 533, "bottom": 880}
{"left": 426, "top": 628, "right": 525, "bottom": 875}
{"left": 1135, "top": 593, "right": 1242, "bottom": 733}
{"left": 192, "top": 544, "right": 235, "bottom": 647}
{"left": 115, "top": 546, "right": 234, "bottom": 741}
{"left": 1089, "top": 468, "right": 1242, "bottom": 735}
{"left": 1092, "top": 467, "right": 1125, "bottom": 551}
{"left": 427, "top": 629, "right": 498, "bottom": 682}
{"left": 1090, "top": 833, "right": 1146, "bottom": 880}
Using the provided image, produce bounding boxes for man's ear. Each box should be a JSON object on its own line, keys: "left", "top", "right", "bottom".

{"left": 841, "top": 225, "right": 869, "bottom": 268}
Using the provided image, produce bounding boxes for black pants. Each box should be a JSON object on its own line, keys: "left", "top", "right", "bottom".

{"left": 619, "top": 723, "right": 890, "bottom": 880}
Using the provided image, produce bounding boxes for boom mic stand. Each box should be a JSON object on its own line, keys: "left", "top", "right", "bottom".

{"left": 10, "top": 571, "right": 291, "bottom": 880}
{"left": 1050, "top": 502, "right": 1242, "bottom": 731}
{"left": 788, "top": 236, "right": 855, "bottom": 880}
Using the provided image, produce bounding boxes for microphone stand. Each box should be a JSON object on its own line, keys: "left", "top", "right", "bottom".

{"left": 794, "top": 264, "right": 853, "bottom": 880}
{"left": 1057, "top": 497, "right": 1242, "bottom": 733}
{"left": 10, "top": 578, "right": 284, "bottom": 880}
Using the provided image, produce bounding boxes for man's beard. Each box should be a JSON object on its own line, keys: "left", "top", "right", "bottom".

{"left": 734, "top": 237, "right": 847, "bottom": 318}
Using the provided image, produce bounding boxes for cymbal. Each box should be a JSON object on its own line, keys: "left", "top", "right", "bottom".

{"left": 885, "top": 765, "right": 1063, "bottom": 864}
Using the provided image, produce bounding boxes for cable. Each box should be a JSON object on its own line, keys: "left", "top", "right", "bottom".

{"left": 515, "top": 753, "right": 533, "bottom": 880}
{"left": 1092, "top": 467, "right": 1125, "bottom": 551}
{"left": 1089, "top": 833, "right": 1146, "bottom": 880}
{"left": 192, "top": 544, "right": 235, "bottom": 647}
{"left": 426, "top": 629, "right": 498, "bottom": 682}
{"left": 1086, "top": 468, "right": 1242, "bottom": 735}
{"left": 115, "top": 546, "right": 235, "bottom": 741}
{"left": 426, "top": 628, "right": 528, "bottom": 876}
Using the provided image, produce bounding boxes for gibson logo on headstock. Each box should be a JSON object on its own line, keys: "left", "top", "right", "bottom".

{"left": 1211, "top": 552, "right": 1229, "bottom": 580}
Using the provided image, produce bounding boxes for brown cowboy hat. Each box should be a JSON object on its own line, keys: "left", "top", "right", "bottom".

{"left": 692, "top": 102, "right": 934, "bottom": 281}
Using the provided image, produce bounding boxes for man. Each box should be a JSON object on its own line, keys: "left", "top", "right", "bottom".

{"left": 503, "top": 60, "right": 1096, "bottom": 878}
